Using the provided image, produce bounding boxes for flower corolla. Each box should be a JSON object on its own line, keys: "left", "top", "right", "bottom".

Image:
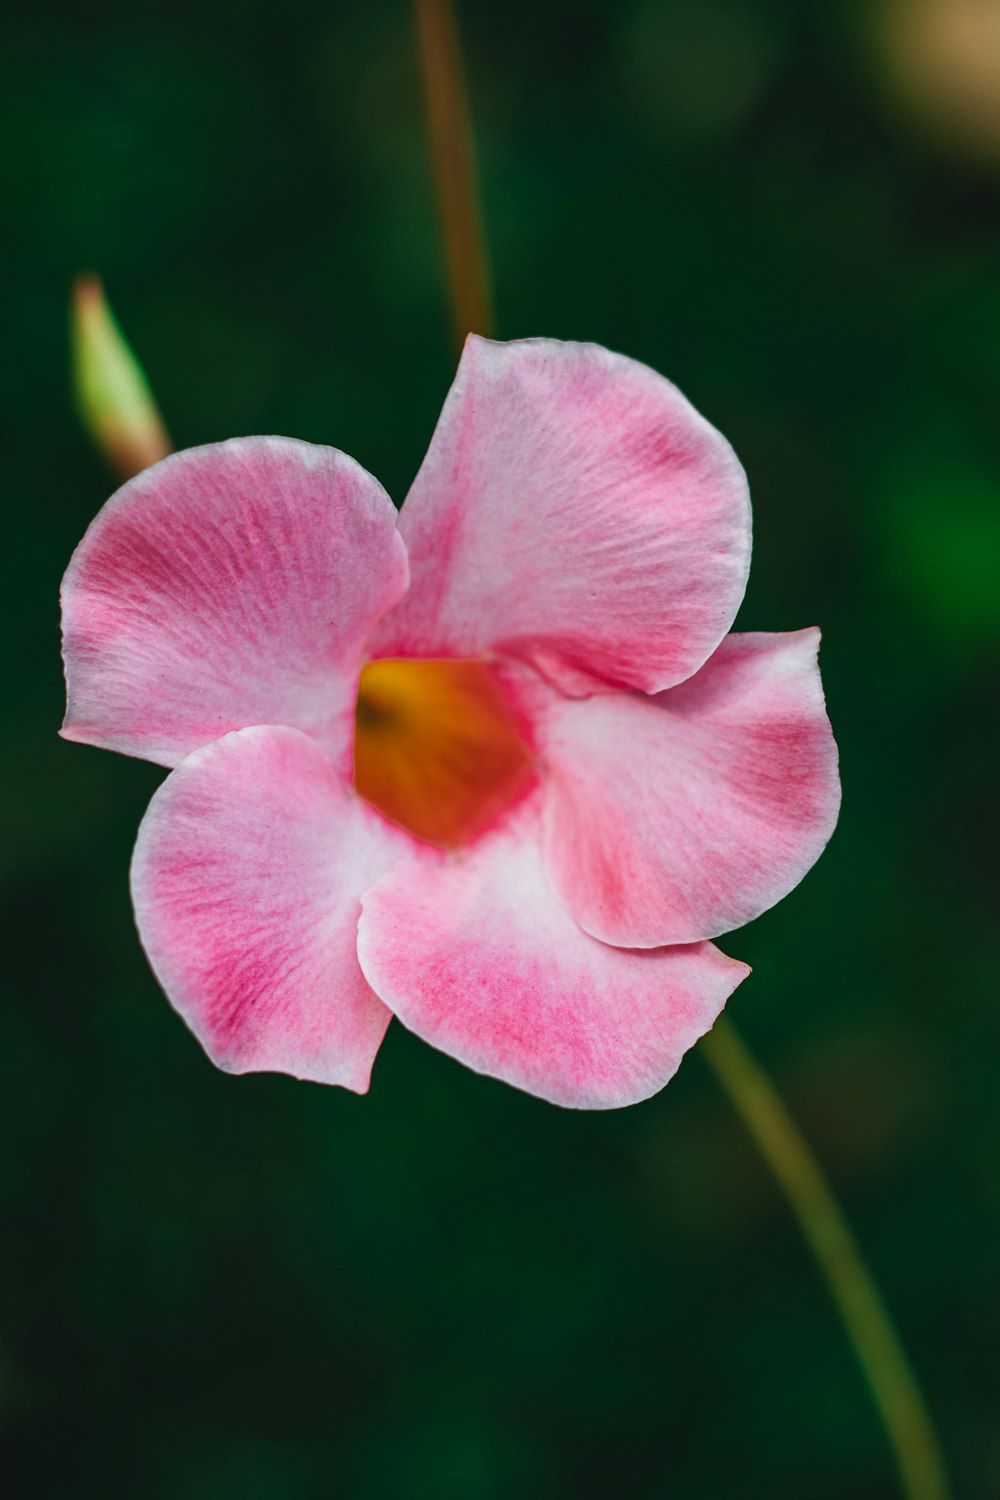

{"left": 61, "top": 337, "right": 839, "bottom": 1108}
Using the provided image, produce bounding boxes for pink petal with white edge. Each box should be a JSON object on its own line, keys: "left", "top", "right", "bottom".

{"left": 534, "top": 630, "right": 841, "bottom": 948}
{"left": 357, "top": 818, "right": 749, "bottom": 1109}
{"left": 131, "top": 725, "right": 409, "bottom": 1091}
{"left": 373, "top": 337, "right": 751, "bottom": 694}
{"left": 61, "top": 437, "right": 409, "bottom": 769}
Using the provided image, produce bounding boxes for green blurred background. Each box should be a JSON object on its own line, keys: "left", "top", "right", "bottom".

{"left": 3, "top": 1, "right": 998, "bottom": 1495}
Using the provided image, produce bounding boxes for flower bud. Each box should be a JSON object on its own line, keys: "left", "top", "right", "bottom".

{"left": 71, "top": 274, "right": 171, "bottom": 480}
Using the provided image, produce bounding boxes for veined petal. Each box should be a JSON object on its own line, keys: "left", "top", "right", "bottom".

{"left": 535, "top": 630, "right": 841, "bottom": 947}
{"left": 357, "top": 819, "right": 749, "bottom": 1109}
{"left": 61, "top": 437, "right": 409, "bottom": 769}
{"left": 131, "top": 725, "right": 408, "bottom": 1091}
{"left": 373, "top": 336, "right": 751, "bottom": 693}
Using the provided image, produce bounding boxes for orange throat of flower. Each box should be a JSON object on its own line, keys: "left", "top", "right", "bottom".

{"left": 353, "top": 658, "right": 536, "bottom": 849}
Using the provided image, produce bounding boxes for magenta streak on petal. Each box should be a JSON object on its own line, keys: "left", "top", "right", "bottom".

{"left": 61, "top": 436, "right": 409, "bottom": 771}
{"left": 372, "top": 335, "right": 752, "bottom": 694}
{"left": 531, "top": 629, "right": 841, "bottom": 947}
{"left": 357, "top": 813, "right": 750, "bottom": 1109}
{"left": 131, "top": 725, "right": 412, "bottom": 1091}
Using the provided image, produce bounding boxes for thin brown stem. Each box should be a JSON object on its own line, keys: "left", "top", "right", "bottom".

{"left": 702, "top": 1018, "right": 950, "bottom": 1500}
{"left": 413, "top": 0, "right": 495, "bottom": 350}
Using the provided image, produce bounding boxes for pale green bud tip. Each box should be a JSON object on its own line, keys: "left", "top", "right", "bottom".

{"left": 71, "top": 273, "right": 171, "bottom": 481}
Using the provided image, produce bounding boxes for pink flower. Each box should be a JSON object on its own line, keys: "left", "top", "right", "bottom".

{"left": 60, "top": 337, "right": 840, "bottom": 1109}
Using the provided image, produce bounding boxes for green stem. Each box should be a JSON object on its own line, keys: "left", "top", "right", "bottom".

{"left": 702, "top": 1018, "right": 950, "bottom": 1500}
{"left": 411, "top": 5, "right": 950, "bottom": 1495}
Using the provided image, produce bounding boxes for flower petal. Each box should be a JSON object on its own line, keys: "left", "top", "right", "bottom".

{"left": 131, "top": 725, "right": 407, "bottom": 1091}
{"left": 535, "top": 630, "right": 841, "bottom": 947}
{"left": 373, "top": 336, "right": 751, "bottom": 693}
{"left": 357, "top": 819, "right": 749, "bottom": 1109}
{"left": 61, "top": 437, "right": 409, "bottom": 769}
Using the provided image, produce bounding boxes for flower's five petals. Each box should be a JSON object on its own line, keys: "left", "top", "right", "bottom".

{"left": 61, "top": 437, "right": 409, "bottom": 769}
{"left": 536, "top": 630, "right": 841, "bottom": 947}
{"left": 131, "top": 726, "right": 408, "bottom": 1091}
{"left": 357, "top": 821, "right": 749, "bottom": 1109}
{"left": 374, "top": 337, "right": 751, "bottom": 694}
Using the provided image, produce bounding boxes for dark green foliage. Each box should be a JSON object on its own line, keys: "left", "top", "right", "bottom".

{"left": 1, "top": 2, "right": 997, "bottom": 1495}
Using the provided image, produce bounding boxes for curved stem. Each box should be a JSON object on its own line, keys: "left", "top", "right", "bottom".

{"left": 702, "top": 1018, "right": 950, "bottom": 1500}
{"left": 413, "top": 0, "right": 494, "bottom": 352}
{"left": 410, "top": 7, "right": 950, "bottom": 1495}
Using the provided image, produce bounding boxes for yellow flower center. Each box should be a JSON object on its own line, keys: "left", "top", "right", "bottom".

{"left": 353, "top": 658, "right": 536, "bottom": 848}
